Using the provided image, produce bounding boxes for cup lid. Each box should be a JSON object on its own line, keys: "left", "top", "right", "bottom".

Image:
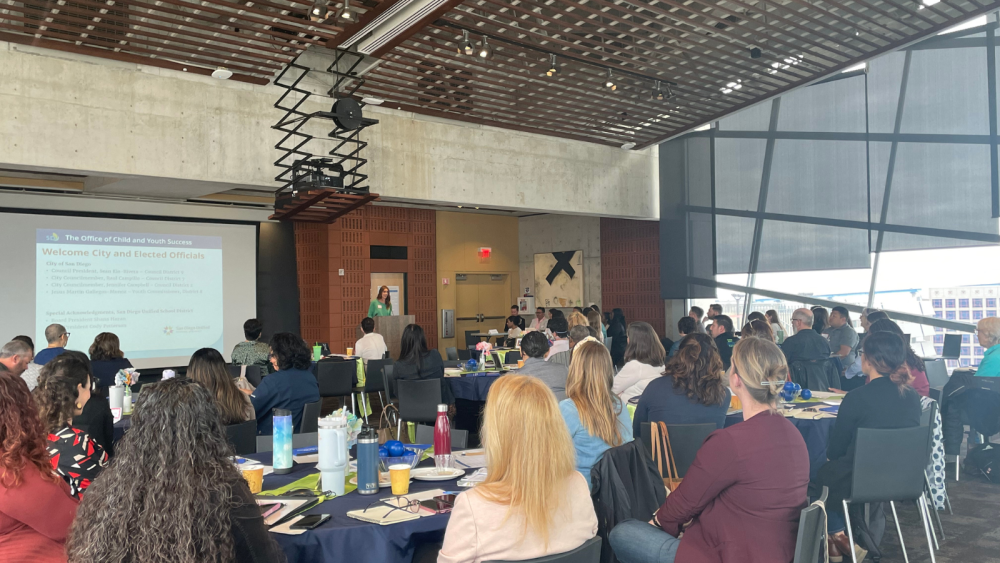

{"left": 437, "top": 404, "right": 448, "bottom": 412}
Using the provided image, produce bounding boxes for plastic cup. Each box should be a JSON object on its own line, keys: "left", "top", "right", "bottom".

{"left": 241, "top": 464, "right": 264, "bottom": 494}
{"left": 346, "top": 347, "right": 354, "bottom": 356}
{"left": 389, "top": 464, "right": 411, "bottom": 495}
{"left": 517, "top": 360, "right": 524, "bottom": 369}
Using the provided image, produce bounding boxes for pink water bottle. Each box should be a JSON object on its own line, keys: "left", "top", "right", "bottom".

{"left": 434, "top": 404, "right": 452, "bottom": 470}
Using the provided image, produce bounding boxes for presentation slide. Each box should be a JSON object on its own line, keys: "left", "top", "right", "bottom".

{"left": 1, "top": 211, "right": 257, "bottom": 368}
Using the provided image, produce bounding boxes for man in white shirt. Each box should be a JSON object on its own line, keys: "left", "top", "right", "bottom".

{"left": 530, "top": 307, "right": 548, "bottom": 331}
{"left": 355, "top": 317, "right": 387, "bottom": 363}
{"left": 545, "top": 317, "right": 571, "bottom": 366}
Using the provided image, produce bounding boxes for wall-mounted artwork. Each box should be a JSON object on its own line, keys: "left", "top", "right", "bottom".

{"left": 534, "top": 251, "right": 584, "bottom": 308}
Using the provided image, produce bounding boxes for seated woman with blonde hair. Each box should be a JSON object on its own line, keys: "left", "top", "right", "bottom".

{"left": 438, "top": 375, "right": 597, "bottom": 563}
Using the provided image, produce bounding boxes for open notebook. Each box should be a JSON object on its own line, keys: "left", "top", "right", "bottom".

{"left": 347, "top": 504, "right": 421, "bottom": 525}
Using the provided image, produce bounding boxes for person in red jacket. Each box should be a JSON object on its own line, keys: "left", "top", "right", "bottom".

{"left": 0, "top": 371, "right": 79, "bottom": 562}
{"left": 609, "top": 337, "right": 810, "bottom": 563}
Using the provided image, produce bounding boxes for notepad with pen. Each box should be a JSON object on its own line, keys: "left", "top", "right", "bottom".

{"left": 346, "top": 505, "right": 422, "bottom": 525}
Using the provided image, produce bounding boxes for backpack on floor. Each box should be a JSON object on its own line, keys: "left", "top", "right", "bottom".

{"left": 965, "top": 443, "right": 1000, "bottom": 483}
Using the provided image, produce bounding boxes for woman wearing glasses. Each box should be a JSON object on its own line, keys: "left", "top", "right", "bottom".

{"left": 33, "top": 354, "right": 108, "bottom": 498}
{"left": 67, "top": 378, "right": 286, "bottom": 563}
{"left": 438, "top": 375, "right": 597, "bottom": 563}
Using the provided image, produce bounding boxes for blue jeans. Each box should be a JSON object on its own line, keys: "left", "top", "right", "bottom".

{"left": 608, "top": 519, "right": 681, "bottom": 563}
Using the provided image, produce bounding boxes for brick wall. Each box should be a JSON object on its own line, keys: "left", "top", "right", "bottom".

{"left": 600, "top": 218, "right": 665, "bottom": 337}
{"left": 294, "top": 206, "right": 437, "bottom": 353}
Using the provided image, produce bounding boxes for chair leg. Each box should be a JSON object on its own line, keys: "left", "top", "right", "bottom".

{"left": 843, "top": 500, "right": 858, "bottom": 563}
{"left": 350, "top": 393, "right": 356, "bottom": 414}
{"left": 397, "top": 417, "right": 402, "bottom": 441}
{"left": 918, "top": 496, "right": 938, "bottom": 563}
{"left": 922, "top": 494, "right": 939, "bottom": 551}
{"left": 890, "top": 501, "right": 909, "bottom": 563}
{"left": 924, "top": 474, "right": 944, "bottom": 543}
{"left": 360, "top": 393, "right": 369, "bottom": 425}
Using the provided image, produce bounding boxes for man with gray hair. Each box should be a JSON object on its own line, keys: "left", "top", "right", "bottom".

{"left": 33, "top": 323, "right": 70, "bottom": 366}
{"left": 0, "top": 340, "right": 34, "bottom": 376}
{"left": 975, "top": 317, "right": 1000, "bottom": 377}
{"left": 780, "top": 308, "right": 831, "bottom": 363}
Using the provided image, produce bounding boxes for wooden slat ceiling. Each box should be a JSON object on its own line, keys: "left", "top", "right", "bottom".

{"left": 1, "top": 0, "right": 997, "bottom": 148}
{"left": 353, "top": 0, "right": 999, "bottom": 147}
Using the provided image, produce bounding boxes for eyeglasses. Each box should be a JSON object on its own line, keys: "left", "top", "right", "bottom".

{"left": 363, "top": 497, "right": 421, "bottom": 519}
{"left": 63, "top": 332, "right": 71, "bottom": 337}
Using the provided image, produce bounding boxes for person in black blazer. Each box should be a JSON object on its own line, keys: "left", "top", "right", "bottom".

{"left": 63, "top": 351, "right": 116, "bottom": 457}
{"left": 607, "top": 309, "right": 628, "bottom": 368}
{"left": 813, "top": 331, "right": 921, "bottom": 561}
{"left": 393, "top": 324, "right": 454, "bottom": 408}
{"left": 89, "top": 332, "right": 133, "bottom": 390}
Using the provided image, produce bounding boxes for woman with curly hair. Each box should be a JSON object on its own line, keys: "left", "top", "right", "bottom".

{"left": 87, "top": 332, "right": 132, "bottom": 390}
{"left": 631, "top": 333, "right": 731, "bottom": 437}
{"left": 34, "top": 354, "right": 108, "bottom": 498}
{"left": 67, "top": 378, "right": 286, "bottom": 563}
{"left": 0, "top": 371, "right": 79, "bottom": 562}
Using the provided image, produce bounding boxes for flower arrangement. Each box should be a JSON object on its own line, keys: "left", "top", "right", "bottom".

{"left": 324, "top": 408, "right": 364, "bottom": 445}
{"left": 114, "top": 368, "right": 140, "bottom": 387}
{"left": 475, "top": 341, "right": 493, "bottom": 354}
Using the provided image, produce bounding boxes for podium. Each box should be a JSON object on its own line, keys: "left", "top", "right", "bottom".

{"left": 355, "top": 315, "right": 413, "bottom": 360}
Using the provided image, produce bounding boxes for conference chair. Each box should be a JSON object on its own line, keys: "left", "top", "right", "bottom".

{"left": 792, "top": 487, "right": 828, "bottom": 563}
{"left": 465, "top": 331, "right": 481, "bottom": 349}
{"left": 225, "top": 419, "right": 257, "bottom": 455}
{"left": 446, "top": 347, "right": 459, "bottom": 361}
{"left": 639, "top": 422, "right": 716, "bottom": 478}
{"left": 925, "top": 359, "right": 949, "bottom": 390}
{"left": 358, "top": 360, "right": 389, "bottom": 424}
{"left": 789, "top": 358, "right": 841, "bottom": 392}
{"left": 226, "top": 364, "right": 242, "bottom": 378}
{"left": 255, "top": 432, "right": 318, "bottom": 453}
{"left": 415, "top": 423, "right": 469, "bottom": 449}
{"left": 397, "top": 379, "right": 443, "bottom": 440}
{"left": 244, "top": 365, "right": 264, "bottom": 388}
{"left": 316, "top": 359, "right": 356, "bottom": 414}
{"left": 485, "top": 536, "right": 601, "bottom": 563}
{"left": 457, "top": 349, "right": 472, "bottom": 361}
{"left": 842, "top": 425, "right": 935, "bottom": 563}
{"left": 503, "top": 350, "right": 521, "bottom": 365}
{"left": 298, "top": 400, "right": 321, "bottom": 434}
{"left": 921, "top": 401, "right": 947, "bottom": 550}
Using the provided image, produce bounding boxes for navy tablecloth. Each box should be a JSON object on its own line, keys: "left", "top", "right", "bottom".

{"left": 446, "top": 375, "right": 501, "bottom": 401}
{"left": 113, "top": 415, "right": 131, "bottom": 442}
{"left": 725, "top": 413, "right": 836, "bottom": 481}
{"left": 249, "top": 452, "right": 460, "bottom": 563}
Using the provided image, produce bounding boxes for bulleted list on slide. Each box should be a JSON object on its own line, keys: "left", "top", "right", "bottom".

{"left": 35, "top": 229, "right": 224, "bottom": 359}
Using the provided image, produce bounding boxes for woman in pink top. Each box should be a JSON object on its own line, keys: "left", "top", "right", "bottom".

{"left": 438, "top": 376, "right": 597, "bottom": 563}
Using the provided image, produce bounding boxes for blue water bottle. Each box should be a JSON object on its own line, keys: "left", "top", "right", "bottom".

{"left": 272, "top": 408, "right": 294, "bottom": 475}
{"left": 356, "top": 424, "right": 380, "bottom": 495}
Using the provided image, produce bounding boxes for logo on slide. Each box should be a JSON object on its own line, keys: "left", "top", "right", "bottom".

{"left": 45, "top": 232, "right": 60, "bottom": 242}
{"left": 163, "top": 326, "right": 174, "bottom": 335}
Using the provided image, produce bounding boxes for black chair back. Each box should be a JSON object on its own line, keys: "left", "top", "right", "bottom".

{"left": 225, "top": 419, "right": 257, "bottom": 455}
{"left": 382, "top": 364, "right": 397, "bottom": 403}
{"left": 364, "top": 359, "right": 391, "bottom": 393}
{"left": 256, "top": 432, "right": 318, "bottom": 453}
{"left": 316, "top": 360, "right": 355, "bottom": 397}
{"left": 397, "top": 379, "right": 443, "bottom": 425}
{"left": 226, "top": 364, "right": 242, "bottom": 378}
{"left": 465, "top": 331, "right": 481, "bottom": 349}
{"left": 298, "top": 400, "right": 321, "bottom": 433}
{"left": 415, "top": 423, "right": 469, "bottom": 448}
{"left": 789, "top": 358, "right": 841, "bottom": 391}
{"left": 639, "top": 422, "right": 716, "bottom": 478}
{"left": 244, "top": 365, "right": 264, "bottom": 387}
{"left": 792, "top": 487, "right": 828, "bottom": 563}
{"left": 457, "top": 349, "right": 472, "bottom": 361}
{"left": 850, "top": 425, "right": 931, "bottom": 503}
{"left": 924, "top": 359, "right": 949, "bottom": 388}
{"left": 446, "top": 347, "right": 459, "bottom": 361}
{"left": 485, "top": 536, "right": 602, "bottom": 563}
{"left": 503, "top": 350, "right": 521, "bottom": 364}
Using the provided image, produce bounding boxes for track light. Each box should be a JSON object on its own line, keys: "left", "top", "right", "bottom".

{"left": 457, "top": 30, "right": 474, "bottom": 55}
{"left": 546, "top": 54, "right": 558, "bottom": 76}
{"left": 309, "top": 0, "right": 328, "bottom": 22}
{"left": 478, "top": 37, "right": 493, "bottom": 59}
{"left": 335, "top": 0, "right": 356, "bottom": 22}
{"left": 605, "top": 69, "right": 616, "bottom": 91}
{"left": 664, "top": 83, "right": 674, "bottom": 99}
{"left": 652, "top": 80, "right": 664, "bottom": 100}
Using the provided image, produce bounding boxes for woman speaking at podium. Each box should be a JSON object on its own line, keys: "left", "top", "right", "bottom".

{"left": 368, "top": 285, "right": 393, "bottom": 317}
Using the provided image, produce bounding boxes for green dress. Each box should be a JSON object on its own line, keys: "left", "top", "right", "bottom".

{"left": 368, "top": 299, "right": 392, "bottom": 317}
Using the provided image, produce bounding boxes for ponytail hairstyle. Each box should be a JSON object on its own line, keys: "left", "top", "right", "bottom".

{"left": 867, "top": 318, "right": 924, "bottom": 373}
{"left": 862, "top": 330, "right": 914, "bottom": 392}
{"left": 664, "top": 333, "right": 728, "bottom": 406}
{"left": 730, "top": 336, "right": 789, "bottom": 408}
{"left": 740, "top": 320, "right": 775, "bottom": 342}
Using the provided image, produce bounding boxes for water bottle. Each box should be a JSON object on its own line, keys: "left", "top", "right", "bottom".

{"left": 272, "top": 408, "right": 293, "bottom": 475}
{"left": 434, "top": 404, "right": 452, "bottom": 470}
{"left": 356, "top": 424, "right": 380, "bottom": 495}
{"left": 318, "top": 415, "right": 348, "bottom": 496}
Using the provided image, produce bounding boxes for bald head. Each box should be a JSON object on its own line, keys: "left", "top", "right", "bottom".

{"left": 44, "top": 324, "right": 68, "bottom": 347}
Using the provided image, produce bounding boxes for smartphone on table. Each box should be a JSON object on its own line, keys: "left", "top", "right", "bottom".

{"left": 290, "top": 514, "right": 331, "bottom": 530}
{"left": 419, "top": 494, "right": 457, "bottom": 514}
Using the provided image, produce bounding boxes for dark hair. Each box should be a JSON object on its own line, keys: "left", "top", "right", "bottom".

{"left": 361, "top": 317, "right": 375, "bottom": 333}
{"left": 67, "top": 379, "right": 259, "bottom": 563}
{"left": 866, "top": 310, "right": 890, "bottom": 325}
{"left": 377, "top": 285, "right": 391, "bottom": 311}
{"left": 268, "top": 332, "right": 312, "bottom": 371}
{"left": 868, "top": 319, "right": 925, "bottom": 373}
{"left": 811, "top": 307, "right": 829, "bottom": 333}
{"left": 624, "top": 322, "right": 666, "bottom": 367}
{"left": 512, "top": 304, "right": 519, "bottom": 311}
{"left": 34, "top": 354, "right": 92, "bottom": 433}
{"left": 537, "top": 307, "right": 546, "bottom": 313}
{"left": 709, "top": 304, "right": 723, "bottom": 314}
{"left": 573, "top": 307, "right": 584, "bottom": 314}
{"left": 689, "top": 306, "right": 704, "bottom": 318}
{"left": 187, "top": 348, "right": 249, "bottom": 425}
{"left": 520, "top": 331, "right": 550, "bottom": 359}
{"left": 862, "top": 331, "right": 913, "bottom": 391}
{"left": 547, "top": 317, "right": 569, "bottom": 337}
{"left": 0, "top": 371, "right": 56, "bottom": 488}
{"left": 831, "top": 306, "right": 853, "bottom": 327}
{"left": 89, "top": 332, "right": 124, "bottom": 361}
{"left": 713, "top": 315, "right": 734, "bottom": 334}
{"left": 747, "top": 311, "right": 766, "bottom": 323}
{"left": 550, "top": 309, "right": 565, "bottom": 320}
{"left": 741, "top": 320, "right": 774, "bottom": 341}
{"left": 677, "top": 316, "right": 697, "bottom": 335}
{"left": 765, "top": 310, "right": 782, "bottom": 326}
{"left": 12, "top": 335, "right": 34, "bottom": 352}
{"left": 611, "top": 309, "right": 627, "bottom": 331}
{"left": 399, "top": 324, "right": 430, "bottom": 368}
{"left": 243, "top": 318, "right": 263, "bottom": 341}
{"left": 665, "top": 333, "right": 728, "bottom": 406}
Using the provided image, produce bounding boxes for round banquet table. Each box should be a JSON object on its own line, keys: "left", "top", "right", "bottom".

{"left": 725, "top": 412, "right": 835, "bottom": 481}
{"left": 249, "top": 451, "right": 458, "bottom": 563}
{"left": 446, "top": 374, "right": 502, "bottom": 402}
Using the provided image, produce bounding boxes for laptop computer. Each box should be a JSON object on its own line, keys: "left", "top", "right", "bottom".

{"left": 941, "top": 334, "right": 962, "bottom": 360}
